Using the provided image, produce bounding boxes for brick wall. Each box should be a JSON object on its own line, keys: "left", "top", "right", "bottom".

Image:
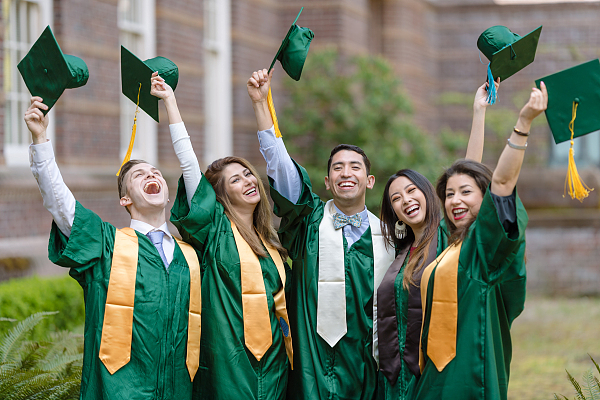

{"left": 2, "top": 0, "right": 600, "bottom": 291}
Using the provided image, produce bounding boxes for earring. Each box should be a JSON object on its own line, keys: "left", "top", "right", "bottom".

{"left": 395, "top": 220, "right": 407, "bottom": 239}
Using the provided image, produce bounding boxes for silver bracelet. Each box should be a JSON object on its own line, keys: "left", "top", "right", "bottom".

{"left": 507, "top": 138, "right": 527, "bottom": 150}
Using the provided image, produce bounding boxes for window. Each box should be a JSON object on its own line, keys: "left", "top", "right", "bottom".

{"left": 118, "top": 0, "right": 156, "bottom": 165}
{"left": 550, "top": 131, "right": 600, "bottom": 168}
{"left": 3, "top": 0, "right": 53, "bottom": 166}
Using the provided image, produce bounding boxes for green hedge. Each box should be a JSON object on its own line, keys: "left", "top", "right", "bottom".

{"left": 0, "top": 275, "right": 84, "bottom": 340}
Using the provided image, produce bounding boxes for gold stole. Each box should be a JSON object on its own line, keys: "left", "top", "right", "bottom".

{"left": 419, "top": 242, "right": 462, "bottom": 373}
{"left": 99, "top": 228, "right": 202, "bottom": 381}
{"left": 230, "top": 222, "right": 293, "bottom": 368}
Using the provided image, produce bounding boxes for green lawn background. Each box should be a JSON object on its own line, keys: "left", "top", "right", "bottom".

{"left": 509, "top": 297, "right": 600, "bottom": 399}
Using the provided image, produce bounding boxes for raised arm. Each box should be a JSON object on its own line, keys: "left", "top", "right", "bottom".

{"left": 491, "top": 82, "right": 548, "bottom": 196}
{"left": 151, "top": 72, "right": 201, "bottom": 206}
{"left": 25, "top": 97, "right": 76, "bottom": 237}
{"left": 465, "top": 79, "right": 500, "bottom": 162}
{"left": 247, "top": 69, "right": 301, "bottom": 203}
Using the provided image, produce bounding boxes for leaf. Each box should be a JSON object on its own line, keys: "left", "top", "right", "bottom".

{"left": 566, "top": 368, "right": 586, "bottom": 400}
{"left": 0, "top": 311, "right": 58, "bottom": 366}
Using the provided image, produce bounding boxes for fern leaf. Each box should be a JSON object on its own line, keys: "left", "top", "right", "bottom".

{"left": 566, "top": 369, "right": 587, "bottom": 400}
{"left": 39, "top": 353, "right": 83, "bottom": 374}
{"left": 590, "top": 355, "right": 600, "bottom": 377}
{"left": 0, "top": 311, "right": 58, "bottom": 365}
{"left": 583, "top": 369, "right": 599, "bottom": 400}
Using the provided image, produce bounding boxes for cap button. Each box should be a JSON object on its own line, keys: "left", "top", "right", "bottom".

{"left": 574, "top": 98, "right": 580, "bottom": 104}
{"left": 44, "top": 68, "right": 48, "bottom": 74}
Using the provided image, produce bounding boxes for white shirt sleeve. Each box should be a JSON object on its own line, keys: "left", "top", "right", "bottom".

{"left": 257, "top": 126, "right": 301, "bottom": 204}
{"left": 29, "top": 140, "right": 76, "bottom": 238}
{"left": 169, "top": 122, "right": 202, "bottom": 207}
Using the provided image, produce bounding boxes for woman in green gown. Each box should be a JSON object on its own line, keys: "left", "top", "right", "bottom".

{"left": 170, "top": 156, "right": 292, "bottom": 400}
{"left": 414, "top": 82, "right": 548, "bottom": 400}
{"left": 376, "top": 80, "right": 498, "bottom": 400}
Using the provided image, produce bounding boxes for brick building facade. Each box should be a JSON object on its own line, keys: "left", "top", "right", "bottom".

{"left": 1, "top": 0, "right": 600, "bottom": 293}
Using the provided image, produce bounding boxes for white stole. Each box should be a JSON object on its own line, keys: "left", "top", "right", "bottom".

{"left": 317, "top": 200, "right": 395, "bottom": 363}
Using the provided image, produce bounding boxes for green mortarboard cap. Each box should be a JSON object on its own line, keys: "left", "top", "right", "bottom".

{"left": 268, "top": 7, "right": 314, "bottom": 81}
{"left": 121, "top": 46, "right": 179, "bottom": 122}
{"left": 535, "top": 59, "right": 600, "bottom": 144}
{"left": 17, "top": 25, "right": 89, "bottom": 114}
{"left": 478, "top": 25, "right": 543, "bottom": 82}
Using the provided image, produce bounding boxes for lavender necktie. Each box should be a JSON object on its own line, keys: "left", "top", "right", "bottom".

{"left": 147, "top": 231, "right": 169, "bottom": 269}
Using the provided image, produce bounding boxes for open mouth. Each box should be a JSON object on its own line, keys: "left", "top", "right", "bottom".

{"left": 243, "top": 187, "right": 257, "bottom": 196}
{"left": 405, "top": 204, "right": 420, "bottom": 217}
{"left": 143, "top": 181, "right": 161, "bottom": 195}
{"left": 452, "top": 208, "right": 468, "bottom": 221}
{"left": 338, "top": 181, "right": 356, "bottom": 189}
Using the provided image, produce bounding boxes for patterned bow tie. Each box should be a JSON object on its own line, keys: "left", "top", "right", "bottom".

{"left": 332, "top": 212, "right": 362, "bottom": 229}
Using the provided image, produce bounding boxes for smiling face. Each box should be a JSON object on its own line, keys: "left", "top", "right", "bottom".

{"left": 444, "top": 173, "right": 484, "bottom": 229}
{"left": 223, "top": 162, "right": 261, "bottom": 212}
{"left": 324, "top": 150, "right": 375, "bottom": 208}
{"left": 119, "top": 163, "right": 169, "bottom": 215}
{"left": 389, "top": 175, "right": 427, "bottom": 234}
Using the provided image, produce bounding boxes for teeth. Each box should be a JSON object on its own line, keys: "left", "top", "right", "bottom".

{"left": 339, "top": 182, "right": 355, "bottom": 187}
{"left": 406, "top": 205, "right": 419, "bottom": 215}
{"left": 144, "top": 182, "right": 160, "bottom": 194}
{"left": 453, "top": 208, "right": 467, "bottom": 215}
{"left": 244, "top": 188, "right": 256, "bottom": 195}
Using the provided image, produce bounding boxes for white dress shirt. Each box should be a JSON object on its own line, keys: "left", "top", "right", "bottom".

{"left": 29, "top": 122, "right": 201, "bottom": 264}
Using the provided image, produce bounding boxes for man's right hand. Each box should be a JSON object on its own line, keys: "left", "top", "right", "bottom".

{"left": 24, "top": 96, "right": 49, "bottom": 144}
{"left": 247, "top": 69, "right": 272, "bottom": 103}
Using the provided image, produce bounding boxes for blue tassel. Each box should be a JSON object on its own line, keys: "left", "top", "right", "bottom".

{"left": 486, "top": 63, "right": 497, "bottom": 105}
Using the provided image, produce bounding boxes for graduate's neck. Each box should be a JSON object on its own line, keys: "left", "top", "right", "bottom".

{"left": 129, "top": 207, "right": 167, "bottom": 229}
{"left": 332, "top": 197, "right": 366, "bottom": 216}
{"left": 231, "top": 206, "right": 255, "bottom": 233}
{"left": 412, "top": 224, "right": 426, "bottom": 246}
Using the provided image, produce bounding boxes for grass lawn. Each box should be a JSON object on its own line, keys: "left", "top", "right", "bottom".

{"left": 508, "top": 296, "right": 600, "bottom": 399}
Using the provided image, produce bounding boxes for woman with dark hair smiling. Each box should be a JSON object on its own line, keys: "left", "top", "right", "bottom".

{"left": 414, "top": 83, "right": 547, "bottom": 400}
{"left": 376, "top": 80, "right": 498, "bottom": 400}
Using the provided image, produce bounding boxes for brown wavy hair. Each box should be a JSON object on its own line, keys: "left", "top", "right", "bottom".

{"left": 436, "top": 159, "right": 493, "bottom": 244}
{"left": 204, "top": 156, "right": 287, "bottom": 260}
{"left": 380, "top": 169, "right": 440, "bottom": 289}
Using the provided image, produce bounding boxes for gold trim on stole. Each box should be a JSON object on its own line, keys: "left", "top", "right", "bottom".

{"left": 99, "top": 228, "right": 202, "bottom": 381}
{"left": 419, "top": 242, "right": 462, "bottom": 373}
{"left": 99, "top": 228, "right": 138, "bottom": 374}
{"left": 231, "top": 222, "right": 293, "bottom": 366}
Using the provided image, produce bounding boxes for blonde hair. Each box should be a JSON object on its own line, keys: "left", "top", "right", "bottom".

{"left": 205, "top": 156, "right": 287, "bottom": 260}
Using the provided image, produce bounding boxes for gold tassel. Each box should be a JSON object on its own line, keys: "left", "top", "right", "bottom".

{"left": 117, "top": 83, "right": 142, "bottom": 176}
{"left": 267, "top": 87, "right": 282, "bottom": 138}
{"left": 564, "top": 101, "right": 593, "bottom": 201}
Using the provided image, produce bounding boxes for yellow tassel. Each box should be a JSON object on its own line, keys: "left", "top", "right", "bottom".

{"left": 564, "top": 101, "right": 593, "bottom": 201}
{"left": 117, "top": 83, "right": 142, "bottom": 176}
{"left": 267, "top": 87, "right": 282, "bottom": 138}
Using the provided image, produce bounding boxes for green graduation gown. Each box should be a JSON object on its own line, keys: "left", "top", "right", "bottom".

{"left": 48, "top": 202, "right": 194, "bottom": 400}
{"left": 170, "top": 177, "right": 289, "bottom": 400}
{"left": 415, "top": 189, "right": 528, "bottom": 400}
{"left": 270, "top": 161, "right": 379, "bottom": 400}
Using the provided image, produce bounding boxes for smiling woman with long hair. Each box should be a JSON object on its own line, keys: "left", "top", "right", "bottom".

{"left": 414, "top": 83, "right": 548, "bottom": 400}
{"left": 170, "top": 155, "right": 291, "bottom": 400}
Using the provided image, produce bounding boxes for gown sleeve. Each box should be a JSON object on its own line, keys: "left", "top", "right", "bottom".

{"left": 269, "top": 159, "right": 321, "bottom": 260}
{"left": 466, "top": 186, "right": 528, "bottom": 284}
{"left": 170, "top": 175, "right": 220, "bottom": 253}
{"left": 48, "top": 201, "right": 116, "bottom": 282}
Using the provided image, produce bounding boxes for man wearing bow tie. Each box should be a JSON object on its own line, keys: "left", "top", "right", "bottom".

{"left": 248, "top": 69, "right": 395, "bottom": 400}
